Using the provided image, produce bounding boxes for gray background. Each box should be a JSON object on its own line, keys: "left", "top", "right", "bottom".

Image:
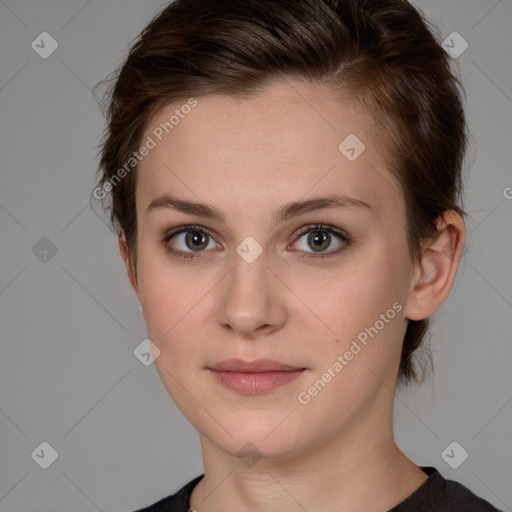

{"left": 0, "top": 0, "right": 511, "bottom": 511}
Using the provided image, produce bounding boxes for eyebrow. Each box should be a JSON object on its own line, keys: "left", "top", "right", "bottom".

{"left": 145, "top": 193, "right": 373, "bottom": 225}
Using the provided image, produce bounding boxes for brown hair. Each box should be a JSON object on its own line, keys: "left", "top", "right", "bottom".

{"left": 92, "top": 0, "right": 468, "bottom": 385}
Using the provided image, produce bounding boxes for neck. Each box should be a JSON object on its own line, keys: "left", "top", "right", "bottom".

{"left": 189, "top": 392, "right": 427, "bottom": 512}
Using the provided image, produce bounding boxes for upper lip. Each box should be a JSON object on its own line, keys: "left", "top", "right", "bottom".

{"left": 208, "top": 359, "right": 305, "bottom": 372}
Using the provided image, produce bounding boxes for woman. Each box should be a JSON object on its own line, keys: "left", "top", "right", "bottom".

{"left": 93, "top": 0, "right": 502, "bottom": 510}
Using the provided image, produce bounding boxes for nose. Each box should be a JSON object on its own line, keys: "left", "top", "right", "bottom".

{"left": 216, "top": 249, "right": 287, "bottom": 338}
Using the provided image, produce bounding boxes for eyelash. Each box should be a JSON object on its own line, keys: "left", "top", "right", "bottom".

{"left": 162, "top": 223, "right": 352, "bottom": 260}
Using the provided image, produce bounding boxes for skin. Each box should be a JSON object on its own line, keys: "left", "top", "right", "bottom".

{"left": 119, "top": 80, "right": 466, "bottom": 511}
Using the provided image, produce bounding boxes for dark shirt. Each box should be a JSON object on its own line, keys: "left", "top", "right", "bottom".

{"left": 133, "top": 466, "right": 503, "bottom": 511}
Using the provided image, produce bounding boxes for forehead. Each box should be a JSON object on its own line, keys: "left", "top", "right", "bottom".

{"left": 136, "top": 81, "right": 402, "bottom": 222}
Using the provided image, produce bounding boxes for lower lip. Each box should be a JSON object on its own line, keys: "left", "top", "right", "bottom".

{"left": 209, "top": 369, "right": 306, "bottom": 394}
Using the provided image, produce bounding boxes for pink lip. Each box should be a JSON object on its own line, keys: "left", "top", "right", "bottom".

{"left": 209, "top": 358, "right": 304, "bottom": 372}
{"left": 208, "top": 359, "right": 306, "bottom": 394}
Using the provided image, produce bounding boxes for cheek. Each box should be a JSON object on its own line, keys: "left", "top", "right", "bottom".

{"left": 136, "top": 245, "right": 190, "bottom": 342}
{"left": 306, "top": 253, "right": 404, "bottom": 338}
{"left": 135, "top": 243, "right": 222, "bottom": 374}
{"left": 297, "top": 247, "right": 408, "bottom": 387}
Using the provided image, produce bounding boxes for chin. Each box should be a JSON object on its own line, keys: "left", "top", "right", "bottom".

{"left": 220, "top": 434, "right": 305, "bottom": 463}
{"left": 200, "top": 414, "right": 311, "bottom": 462}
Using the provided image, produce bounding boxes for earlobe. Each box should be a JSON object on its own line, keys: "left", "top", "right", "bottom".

{"left": 118, "top": 230, "right": 140, "bottom": 300}
{"left": 403, "top": 210, "right": 466, "bottom": 321}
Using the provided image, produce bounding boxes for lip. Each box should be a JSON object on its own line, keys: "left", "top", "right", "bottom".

{"left": 208, "top": 359, "right": 306, "bottom": 394}
{"left": 209, "top": 358, "right": 304, "bottom": 372}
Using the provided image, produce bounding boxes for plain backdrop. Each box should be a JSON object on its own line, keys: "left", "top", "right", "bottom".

{"left": 0, "top": 1, "right": 511, "bottom": 511}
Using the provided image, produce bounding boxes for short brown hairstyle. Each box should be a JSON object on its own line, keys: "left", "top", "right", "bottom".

{"left": 92, "top": 0, "right": 468, "bottom": 385}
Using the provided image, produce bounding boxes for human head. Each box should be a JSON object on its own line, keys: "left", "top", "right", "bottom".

{"left": 93, "top": 0, "right": 468, "bottom": 387}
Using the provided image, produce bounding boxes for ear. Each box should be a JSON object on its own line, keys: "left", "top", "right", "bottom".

{"left": 403, "top": 210, "right": 466, "bottom": 321}
{"left": 118, "top": 230, "right": 140, "bottom": 301}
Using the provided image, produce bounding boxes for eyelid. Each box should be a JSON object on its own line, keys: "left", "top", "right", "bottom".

{"left": 163, "top": 224, "right": 216, "bottom": 240}
{"left": 293, "top": 223, "right": 351, "bottom": 243}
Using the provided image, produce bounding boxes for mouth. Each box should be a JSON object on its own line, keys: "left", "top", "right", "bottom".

{"left": 207, "top": 359, "right": 307, "bottom": 395}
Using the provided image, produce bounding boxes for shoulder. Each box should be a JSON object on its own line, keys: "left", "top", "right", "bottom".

{"left": 441, "top": 473, "right": 503, "bottom": 512}
{"left": 391, "top": 466, "right": 503, "bottom": 512}
{"left": 132, "top": 474, "right": 204, "bottom": 512}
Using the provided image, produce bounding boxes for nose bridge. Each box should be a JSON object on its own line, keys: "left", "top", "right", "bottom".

{"left": 217, "top": 243, "right": 285, "bottom": 335}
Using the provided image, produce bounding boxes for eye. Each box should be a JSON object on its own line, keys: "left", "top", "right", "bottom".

{"left": 290, "top": 224, "right": 352, "bottom": 259}
{"left": 162, "top": 223, "right": 352, "bottom": 260}
{"left": 162, "top": 225, "right": 219, "bottom": 259}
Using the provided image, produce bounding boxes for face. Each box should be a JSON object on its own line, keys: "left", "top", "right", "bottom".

{"left": 128, "top": 80, "right": 417, "bottom": 460}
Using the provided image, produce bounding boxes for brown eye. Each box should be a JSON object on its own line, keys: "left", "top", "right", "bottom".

{"left": 184, "top": 230, "right": 210, "bottom": 251}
